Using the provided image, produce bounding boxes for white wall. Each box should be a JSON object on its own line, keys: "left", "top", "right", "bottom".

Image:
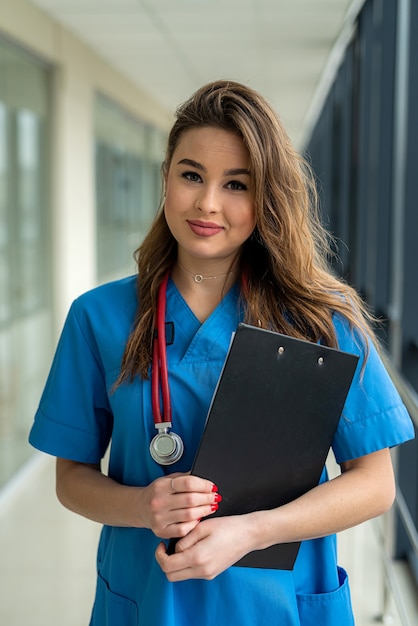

{"left": 0, "top": 0, "right": 172, "bottom": 333}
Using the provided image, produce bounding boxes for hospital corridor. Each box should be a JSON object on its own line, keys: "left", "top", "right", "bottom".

{"left": 1, "top": 0, "right": 418, "bottom": 624}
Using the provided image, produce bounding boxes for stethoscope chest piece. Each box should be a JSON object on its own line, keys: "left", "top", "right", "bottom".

{"left": 150, "top": 423, "right": 184, "bottom": 465}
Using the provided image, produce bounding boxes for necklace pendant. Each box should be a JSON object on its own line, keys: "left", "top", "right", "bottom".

{"left": 194, "top": 274, "right": 204, "bottom": 283}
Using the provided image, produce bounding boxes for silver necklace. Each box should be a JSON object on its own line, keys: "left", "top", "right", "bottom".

{"left": 178, "top": 262, "right": 234, "bottom": 284}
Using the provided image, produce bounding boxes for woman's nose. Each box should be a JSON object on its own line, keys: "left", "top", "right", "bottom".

{"left": 195, "top": 185, "right": 220, "bottom": 213}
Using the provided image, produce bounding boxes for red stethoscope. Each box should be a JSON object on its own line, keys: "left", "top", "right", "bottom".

{"left": 149, "top": 271, "right": 184, "bottom": 465}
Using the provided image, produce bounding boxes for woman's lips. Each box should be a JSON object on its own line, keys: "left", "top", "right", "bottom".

{"left": 187, "top": 220, "right": 224, "bottom": 237}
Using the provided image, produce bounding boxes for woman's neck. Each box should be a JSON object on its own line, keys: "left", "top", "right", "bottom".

{"left": 171, "top": 260, "right": 239, "bottom": 323}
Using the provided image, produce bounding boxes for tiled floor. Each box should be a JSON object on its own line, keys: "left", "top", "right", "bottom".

{"left": 1, "top": 454, "right": 417, "bottom": 625}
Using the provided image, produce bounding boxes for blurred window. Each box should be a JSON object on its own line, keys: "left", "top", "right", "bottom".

{"left": 0, "top": 37, "right": 52, "bottom": 489}
{"left": 94, "top": 94, "right": 166, "bottom": 282}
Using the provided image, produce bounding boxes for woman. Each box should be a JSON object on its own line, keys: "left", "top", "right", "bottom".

{"left": 29, "top": 80, "right": 414, "bottom": 625}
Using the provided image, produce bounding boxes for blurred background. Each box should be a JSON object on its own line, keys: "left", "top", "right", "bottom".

{"left": 0, "top": 0, "right": 417, "bottom": 624}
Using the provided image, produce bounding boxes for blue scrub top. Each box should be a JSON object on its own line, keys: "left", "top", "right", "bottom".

{"left": 29, "top": 276, "right": 415, "bottom": 626}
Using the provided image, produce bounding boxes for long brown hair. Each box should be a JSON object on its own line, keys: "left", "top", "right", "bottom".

{"left": 116, "top": 79, "right": 376, "bottom": 385}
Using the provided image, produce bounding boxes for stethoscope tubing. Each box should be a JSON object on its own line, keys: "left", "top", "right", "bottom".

{"left": 151, "top": 271, "right": 171, "bottom": 425}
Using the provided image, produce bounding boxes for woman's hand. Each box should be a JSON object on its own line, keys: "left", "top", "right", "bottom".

{"left": 155, "top": 514, "right": 256, "bottom": 581}
{"left": 55, "top": 459, "right": 220, "bottom": 533}
{"left": 138, "top": 473, "right": 221, "bottom": 539}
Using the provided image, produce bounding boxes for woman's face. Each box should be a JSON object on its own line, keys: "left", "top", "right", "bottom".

{"left": 164, "top": 126, "right": 256, "bottom": 267}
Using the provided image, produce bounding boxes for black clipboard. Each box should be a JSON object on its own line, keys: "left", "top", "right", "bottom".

{"left": 189, "top": 323, "right": 359, "bottom": 570}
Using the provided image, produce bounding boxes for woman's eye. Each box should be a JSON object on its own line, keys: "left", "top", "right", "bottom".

{"left": 182, "top": 171, "right": 202, "bottom": 183}
{"left": 226, "top": 180, "right": 248, "bottom": 191}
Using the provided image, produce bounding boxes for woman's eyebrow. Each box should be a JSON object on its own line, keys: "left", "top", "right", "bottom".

{"left": 177, "top": 159, "right": 250, "bottom": 177}
{"left": 177, "top": 158, "right": 206, "bottom": 171}
{"left": 224, "top": 168, "right": 251, "bottom": 176}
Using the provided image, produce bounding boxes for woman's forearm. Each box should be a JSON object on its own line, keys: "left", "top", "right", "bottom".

{"left": 249, "top": 447, "right": 395, "bottom": 551}
{"left": 56, "top": 458, "right": 144, "bottom": 527}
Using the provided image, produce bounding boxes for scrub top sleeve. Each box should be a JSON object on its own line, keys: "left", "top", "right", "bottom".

{"left": 29, "top": 300, "right": 113, "bottom": 463}
{"left": 331, "top": 314, "right": 415, "bottom": 463}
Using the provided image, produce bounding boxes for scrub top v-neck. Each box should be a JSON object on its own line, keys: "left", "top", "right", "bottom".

{"left": 29, "top": 275, "right": 414, "bottom": 626}
{"left": 107, "top": 277, "right": 243, "bottom": 488}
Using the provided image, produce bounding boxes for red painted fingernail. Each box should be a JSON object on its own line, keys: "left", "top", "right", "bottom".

{"left": 197, "top": 518, "right": 202, "bottom": 522}
{"left": 214, "top": 493, "right": 222, "bottom": 503}
{"left": 211, "top": 503, "right": 219, "bottom": 512}
{"left": 211, "top": 484, "right": 219, "bottom": 493}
